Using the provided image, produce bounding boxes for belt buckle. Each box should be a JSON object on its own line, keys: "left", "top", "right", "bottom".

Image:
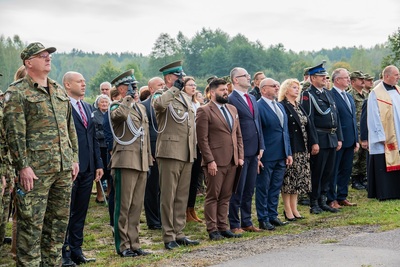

{"left": 330, "top": 128, "right": 336, "bottom": 134}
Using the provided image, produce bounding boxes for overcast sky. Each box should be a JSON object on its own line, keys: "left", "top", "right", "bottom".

{"left": 1, "top": 0, "right": 399, "bottom": 55}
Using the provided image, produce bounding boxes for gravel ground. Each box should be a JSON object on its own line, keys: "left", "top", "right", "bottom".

{"left": 154, "top": 225, "right": 380, "bottom": 267}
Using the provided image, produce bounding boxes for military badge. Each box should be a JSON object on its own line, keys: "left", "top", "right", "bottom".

{"left": 302, "top": 95, "right": 308, "bottom": 101}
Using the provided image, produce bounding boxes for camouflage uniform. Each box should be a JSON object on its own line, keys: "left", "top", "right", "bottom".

{"left": 3, "top": 75, "right": 79, "bottom": 266}
{"left": 347, "top": 87, "right": 369, "bottom": 180}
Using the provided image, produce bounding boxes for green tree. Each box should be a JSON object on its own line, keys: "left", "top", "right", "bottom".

{"left": 87, "top": 60, "right": 121, "bottom": 96}
{"left": 381, "top": 27, "right": 400, "bottom": 68}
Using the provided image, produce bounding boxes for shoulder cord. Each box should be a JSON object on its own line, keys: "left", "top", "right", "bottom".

{"left": 108, "top": 106, "right": 144, "bottom": 146}
{"left": 308, "top": 92, "right": 331, "bottom": 116}
{"left": 150, "top": 101, "right": 188, "bottom": 134}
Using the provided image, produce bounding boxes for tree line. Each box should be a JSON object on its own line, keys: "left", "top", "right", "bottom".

{"left": 1, "top": 27, "right": 399, "bottom": 96}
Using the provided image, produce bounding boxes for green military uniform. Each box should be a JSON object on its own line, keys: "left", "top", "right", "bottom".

{"left": 3, "top": 73, "right": 79, "bottom": 266}
{"left": 0, "top": 88, "right": 14, "bottom": 247}
{"left": 347, "top": 81, "right": 369, "bottom": 185}
{"left": 153, "top": 61, "right": 196, "bottom": 245}
{"left": 109, "top": 69, "right": 152, "bottom": 256}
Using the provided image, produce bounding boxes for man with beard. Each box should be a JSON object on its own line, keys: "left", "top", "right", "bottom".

{"left": 196, "top": 78, "right": 244, "bottom": 240}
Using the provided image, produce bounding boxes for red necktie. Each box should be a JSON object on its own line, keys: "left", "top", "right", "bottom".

{"left": 244, "top": 94, "right": 254, "bottom": 116}
{"left": 77, "top": 101, "right": 88, "bottom": 128}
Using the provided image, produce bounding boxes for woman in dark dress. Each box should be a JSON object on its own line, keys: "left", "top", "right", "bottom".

{"left": 278, "top": 79, "right": 319, "bottom": 220}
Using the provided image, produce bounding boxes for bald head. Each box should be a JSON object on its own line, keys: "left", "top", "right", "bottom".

{"left": 148, "top": 77, "right": 165, "bottom": 95}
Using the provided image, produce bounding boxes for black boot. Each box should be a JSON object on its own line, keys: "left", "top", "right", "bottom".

{"left": 310, "top": 199, "right": 323, "bottom": 214}
{"left": 352, "top": 175, "right": 366, "bottom": 190}
{"left": 318, "top": 195, "right": 339, "bottom": 213}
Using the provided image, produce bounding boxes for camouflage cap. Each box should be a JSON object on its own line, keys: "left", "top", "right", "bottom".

{"left": 206, "top": 75, "right": 218, "bottom": 84}
{"left": 363, "top": 73, "right": 374, "bottom": 80}
{"left": 159, "top": 60, "right": 186, "bottom": 76}
{"left": 350, "top": 71, "right": 365, "bottom": 79}
{"left": 303, "top": 67, "right": 311, "bottom": 76}
{"left": 221, "top": 75, "right": 231, "bottom": 83}
{"left": 20, "top": 42, "right": 56, "bottom": 61}
{"left": 111, "top": 69, "right": 138, "bottom": 87}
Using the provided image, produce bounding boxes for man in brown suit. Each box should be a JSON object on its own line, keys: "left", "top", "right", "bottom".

{"left": 109, "top": 70, "right": 152, "bottom": 257}
{"left": 153, "top": 61, "right": 199, "bottom": 250}
{"left": 196, "top": 78, "right": 244, "bottom": 240}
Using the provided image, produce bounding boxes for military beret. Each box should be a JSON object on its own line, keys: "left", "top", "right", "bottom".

{"left": 303, "top": 67, "right": 311, "bottom": 76}
{"left": 159, "top": 60, "right": 186, "bottom": 76}
{"left": 363, "top": 73, "right": 374, "bottom": 80}
{"left": 207, "top": 75, "right": 218, "bottom": 84}
{"left": 308, "top": 62, "right": 328, "bottom": 76}
{"left": 350, "top": 71, "right": 365, "bottom": 79}
{"left": 20, "top": 42, "right": 56, "bottom": 61}
{"left": 111, "top": 69, "right": 138, "bottom": 87}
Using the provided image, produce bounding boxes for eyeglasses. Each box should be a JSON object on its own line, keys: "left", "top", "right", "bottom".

{"left": 28, "top": 53, "right": 52, "bottom": 60}
{"left": 186, "top": 83, "right": 197, "bottom": 87}
{"left": 262, "top": 84, "right": 279, "bottom": 88}
{"left": 235, "top": 74, "right": 250, "bottom": 78}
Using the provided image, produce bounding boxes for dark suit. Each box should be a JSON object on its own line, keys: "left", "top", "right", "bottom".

{"left": 196, "top": 101, "right": 244, "bottom": 233}
{"left": 142, "top": 97, "right": 161, "bottom": 229}
{"left": 301, "top": 86, "right": 342, "bottom": 203}
{"left": 328, "top": 88, "right": 358, "bottom": 203}
{"left": 280, "top": 100, "right": 318, "bottom": 153}
{"left": 256, "top": 98, "right": 291, "bottom": 222}
{"left": 63, "top": 100, "right": 103, "bottom": 259}
{"left": 249, "top": 86, "right": 261, "bottom": 100}
{"left": 360, "top": 99, "right": 368, "bottom": 142}
{"left": 228, "top": 90, "right": 265, "bottom": 229}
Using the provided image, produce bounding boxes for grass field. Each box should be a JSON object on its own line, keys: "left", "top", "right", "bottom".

{"left": 1, "top": 187, "right": 400, "bottom": 266}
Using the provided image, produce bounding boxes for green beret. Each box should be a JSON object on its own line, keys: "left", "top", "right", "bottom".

{"left": 20, "top": 42, "right": 56, "bottom": 61}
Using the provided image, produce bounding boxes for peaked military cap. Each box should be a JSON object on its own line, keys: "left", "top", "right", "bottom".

{"left": 159, "top": 60, "right": 186, "bottom": 76}
{"left": 111, "top": 69, "right": 138, "bottom": 87}
{"left": 20, "top": 42, "right": 56, "bottom": 61}
{"left": 207, "top": 75, "right": 218, "bottom": 84}
{"left": 363, "top": 73, "right": 374, "bottom": 80}
{"left": 350, "top": 71, "right": 365, "bottom": 79}
{"left": 308, "top": 62, "right": 328, "bottom": 76}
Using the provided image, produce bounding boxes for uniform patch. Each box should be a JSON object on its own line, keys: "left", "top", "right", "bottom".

{"left": 110, "top": 104, "right": 119, "bottom": 111}
{"left": 153, "top": 93, "right": 162, "bottom": 99}
{"left": 4, "top": 92, "right": 11, "bottom": 102}
{"left": 302, "top": 95, "right": 309, "bottom": 101}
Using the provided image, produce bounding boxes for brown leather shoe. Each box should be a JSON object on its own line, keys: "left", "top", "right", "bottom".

{"left": 231, "top": 228, "right": 245, "bottom": 234}
{"left": 338, "top": 199, "right": 357, "bottom": 206}
{"left": 329, "top": 200, "right": 342, "bottom": 209}
{"left": 189, "top": 208, "right": 203, "bottom": 223}
{"left": 242, "top": 225, "right": 263, "bottom": 232}
{"left": 186, "top": 208, "right": 197, "bottom": 222}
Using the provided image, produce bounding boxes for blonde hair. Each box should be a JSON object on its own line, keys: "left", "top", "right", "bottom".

{"left": 14, "top": 65, "right": 26, "bottom": 81}
{"left": 278, "top": 78, "right": 300, "bottom": 102}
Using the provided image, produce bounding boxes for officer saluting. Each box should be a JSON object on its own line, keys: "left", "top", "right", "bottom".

{"left": 152, "top": 61, "right": 199, "bottom": 250}
{"left": 109, "top": 69, "right": 152, "bottom": 257}
{"left": 300, "top": 62, "right": 343, "bottom": 214}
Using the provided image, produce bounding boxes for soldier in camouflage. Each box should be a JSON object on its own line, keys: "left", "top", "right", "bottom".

{"left": 347, "top": 71, "right": 368, "bottom": 190}
{"left": 3, "top": 42, "right": 79, "bottom": 267}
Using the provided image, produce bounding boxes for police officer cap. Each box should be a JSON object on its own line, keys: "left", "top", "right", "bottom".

{"left": 111, "top": 69, "right": 139, "bottom": 87}
{"left": 350, "top": 71, "right": 365, "bottom": 79}
{"left": 303, "top": 67, "right": 311, "bottom": 76}
{"left": 207, "top": 75, "right": 218, "bottom": 84}
{"left": 159, "top": 60, "right": 186, "bottom": 76}
{"left": 20, "top": 42, "right": 56, "bottom": 61}
{"left": 308, "top": 62, "right": 328, "bottom": 76}
{"left": 363, "top": 73, "right": 374, "bottom": 80}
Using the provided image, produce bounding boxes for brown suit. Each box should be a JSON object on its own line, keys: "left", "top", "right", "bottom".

{"left": 153, "top": 86, "right": 196, "bottom": 243}
{"left": 110, "top": 97, "right": 152, "bottom": 253}
{"left": 196, "top": 101, "right": 244, "bottom": 232}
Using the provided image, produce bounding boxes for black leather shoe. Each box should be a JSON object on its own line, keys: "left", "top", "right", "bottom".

{"left": 283, "top": 211, "right": 296, "bottom": 221}
{"left": 62, "top": 257, "right": 76, "bottom": 267}
{"left": 164, "top": 241, "right": 180, "bottom": 250}
{"left": 220, "top": 230, "right": 242, "bottom": 238}
{"left": 176, "top": 237, "right": 200, "bottom": 246}
{"left": 132, "top": 248, "right": 151, "bottom": 256}
{"left": 148, "top": 225, "right": 162, "bottom": 230}
{"left": 270, "top": 217, "right": 288, "bottom": 226}
{"left": 3, "top": 237, "right": 11, "bottom": 244}
{"left": 319, "top": 203, "right": 340, "bottom": 213}
{"left": 352, "top": 181, "right": 366, "bottom": 190}
{"left": 259, "top": 221, "right": 275, "bottom": 231}
{"left": 120, "top": 249, "right": 138, "bottom": 257}
{"left": 209, "top": 231, "right": 224, "bottom": 241}
{"left": 71, "top": 254, "right": 96, "bottom": 265}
